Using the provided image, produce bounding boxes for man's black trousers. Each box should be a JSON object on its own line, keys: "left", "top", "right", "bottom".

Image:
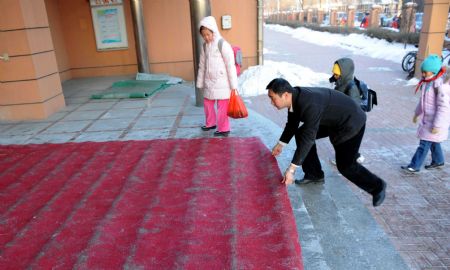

{"left": 300, "top": 125, "right": 384, "bottom": 195}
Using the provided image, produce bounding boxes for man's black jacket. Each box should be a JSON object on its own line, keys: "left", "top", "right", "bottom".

{"left": 280, "top": 86, "right": 366, "bottom": 166}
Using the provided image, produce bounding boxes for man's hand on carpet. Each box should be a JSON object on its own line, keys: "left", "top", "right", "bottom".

{"left": 272, "top": 143, "right": 283, "bottom": 157}
{"left": 282, "top": 170, "right": 294, "bottom": 185}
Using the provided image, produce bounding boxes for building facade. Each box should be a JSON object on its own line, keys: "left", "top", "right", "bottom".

{"left": 0, "top": 0, "right": 259, "bottom": 120}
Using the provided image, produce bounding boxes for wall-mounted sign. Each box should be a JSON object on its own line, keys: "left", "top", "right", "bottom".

{"left": 90, "top": 0, "right": 123, "bottom": 6}
{"left": 221, "top": 15, "right": 232, "bottom": 30}
{"left": 90, "top": 5, "right": 128, "bottom": 50}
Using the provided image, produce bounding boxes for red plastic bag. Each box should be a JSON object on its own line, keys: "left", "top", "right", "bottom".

{"left": 227, "top": 89, "right": 248, "bottom": 119}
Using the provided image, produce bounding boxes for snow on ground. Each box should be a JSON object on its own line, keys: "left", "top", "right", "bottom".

{"left": 238, "top": 25, "right": 424, "bottom": 97}
{"left": 405, "top": 77, "right": 420, "bottom": 86}
{"left": 265, "top": 24, "right": 416, "bottom": 64}
{"left": 238, "top": 60, "right": 330, "bottom": 97}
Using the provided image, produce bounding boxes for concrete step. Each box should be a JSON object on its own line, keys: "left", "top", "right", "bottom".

{"left": 297, "top": 172, "right": 409, "bottom": 270}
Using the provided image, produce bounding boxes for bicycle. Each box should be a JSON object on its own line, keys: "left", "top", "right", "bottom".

{"left": 401, "top": 44, "right": 450, "bottom": 75}
{"left": 401, "top": 51, "right": 416, "bottom": 73}
{"left": 442, "top": 45, "right": 450, "bottom": 65}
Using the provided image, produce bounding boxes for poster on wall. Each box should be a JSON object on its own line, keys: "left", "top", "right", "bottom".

{"left": 91, "top": 5, "right": 128, "bottom": 50}
{"left": 90, "top": 0, "right": 123, "bottom": 7}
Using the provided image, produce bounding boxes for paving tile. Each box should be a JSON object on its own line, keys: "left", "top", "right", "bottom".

{"left": 113, "top": 99, "right": 148, "bottom": 109}
{"left": 1, "top": 122, "right": 53, "bottom": 135}
{"left": 100, "top": 108, "right": 143, "bottom": 119}
{"left": 132, "top": 117, "right": 175, "bottom": 129}
{"left": 76, "top": 101, "right": 116, "bottom": 111}
{"left": 141, "top": 107, "right": 179, "bottom": 117}
{"left": 178, "top": 115, "right": 204, "bottom": 127}
{"left": 62, "top": 110, "right": 105, "bottom": 121}
{"left": 87, "top": 119, "right": 132, "bottom": 132}
{"left": 0, "top": 124, "right": 15, "bottom": 133}
{"left": 183, "top": 105, "right": 205, "bottom": 116}
{"left": 0, "top": 135, "right": 31, "bottom": 145}
{"left": 64, "top": 97, "right": 90, "bottom": 104}
{"left": 73, "top": 131, "right": 123, "bottom": 142}
{"left": 43, "top": 120, "right": 92, "bottom": 133}
{"left": 123, "top": 129, "right": 171, "bottom": 140}
{"left": 173, "top": 127, "right": 210, "bottom": 139}
{"left": 27, "top": 133, "right": 76, "bottom": 144}
{"left": 150, "top": 98, "right": 185, "bottom": 107}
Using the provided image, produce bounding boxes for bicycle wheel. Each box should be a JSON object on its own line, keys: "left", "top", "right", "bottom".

{"left": 442, "top": 52, "right": 450, "bottom": 66}
{"left": 402, "top": 52, "right": 416, "bottom": 73}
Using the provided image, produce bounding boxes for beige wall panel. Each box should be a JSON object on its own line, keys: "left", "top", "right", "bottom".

{"left": 44, "top": 92, "right": 65, "bottom": 116}
{"left": 45, "top": 0, "right": 71, "bottom": 74}
{"left": 0, "top": 73, "right": 62, "bottom": 105}
{"left": 31, "top": 51, "right": 58, "bottom": 80}
{"left": 0, "top": 93, "right": 65, "bottom": 120}
{"left": 211, "top": 0, "right": 258, "bottom": 62}
{"left": 243, "top": 56, "right": 257, "bottom": 70}
{"left": 26, "top": 28, "right": 54, "bottom": 54}
{"left": 1, "top": 81, "right": 42, "bottom": 105}
{"left": 418, "top": 33, "right": 446, "bottom": 57}
{"left": 143, "top": 0, "right": 193, "bottom": 65}
{"left": 0, "top": 31, "right": 30, "bottom": 55}
{"left": 1, "top": 28, "right": 53, "bottom": 56}
{"left": 20, "top": 0, "right": 49, "bottom": 28}
{"left": 0, "top": 51, "right": 57, "bottom": 82}
{"left": 150, "top": 62, "right": 195, "bottom": 81}
{"left": 421, "top": 3, "right": 449, "bottom": 33}
{"left": 36, "top": 73, "right": 62, "bottom": 101}
{"left": 58, "top": 0, "right": 137, "bottom": 71}
{"left": 71, "top": 65, "right": 137, "bottom": 78}
{"left": 0, "top": 56, "right": 36, "bottom": 82}
{"left": 0, "top": 0, "right": 26, "bottom": 30}
{"left": 59, "top": 70, "right": 73, "bottom": 82}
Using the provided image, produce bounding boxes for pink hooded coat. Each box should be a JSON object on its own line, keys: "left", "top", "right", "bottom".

{"left": 196, "top": 16, "right": 238, "bottom": 100}
{"left": 415, "top": 77, "right": 450, "bottom": 142}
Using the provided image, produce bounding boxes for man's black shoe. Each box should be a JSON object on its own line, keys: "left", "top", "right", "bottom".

{"left": 294, "top": 176, "right": 324, "bottom": 185}
{"left": 372, "top": 180, "right": 386, "bottom": 207}
{"left": 424, "top": 163, "right": 444, "bottom": 170}
{"left": 201, "top": 125, "right": 216, "bottom": 131}
{"left": 213, "top": 131, "right": 230, "bottom": 137}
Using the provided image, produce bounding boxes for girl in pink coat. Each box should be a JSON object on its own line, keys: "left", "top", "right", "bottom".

{"left": 402, "top": 54, "right": 450, "bottom": 172}
{"left": 196, "top": 16, "right": 238, "bottom": 137}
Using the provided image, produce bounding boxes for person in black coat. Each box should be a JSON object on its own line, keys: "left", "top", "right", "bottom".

{"left": 267, "top": 78, "right": 386, "bottom": 207}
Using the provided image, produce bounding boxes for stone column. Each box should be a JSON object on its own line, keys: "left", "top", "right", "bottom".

{"left": 415, "top": 0, "right": 450, "bottom": 77}
{"left": 299, "top": 10, "right": 304, "bottom": 24}
{"left": 190, "top": 0, "right": 212, "bottom": 106}
{"left": 307, "top": 9, "right": 313, "bottom": 24}
{"left": 347, "top": 6, "right": 355, "bottom": 28}
{"left": 369, "top": 5, "right": 382, "bottom": 28}
{"left": 290, "top": 11, "right": 296, "bottom": 21}
{"left": 330, "top": 8, "right": 338, "bottom": 26}
{"left": 400, "top": 2, "right": 417, "bottom": 33}
{"left": 317, "top": 9, "right": 324, "bottom": 25}
{"left": 0, "top": 0, "right": 65, "bottom": 120}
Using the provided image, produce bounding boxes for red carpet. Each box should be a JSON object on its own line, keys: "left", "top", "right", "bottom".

{"left": 0, "top": 138, "right": 303, "bottom": 269}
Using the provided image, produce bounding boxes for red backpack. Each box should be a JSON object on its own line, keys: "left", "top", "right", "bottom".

{"left": 205, "top": 39, "right": 242, "bottom": 76}
{"left": 232, "top": 45, "right": 243, "bottom": 76}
